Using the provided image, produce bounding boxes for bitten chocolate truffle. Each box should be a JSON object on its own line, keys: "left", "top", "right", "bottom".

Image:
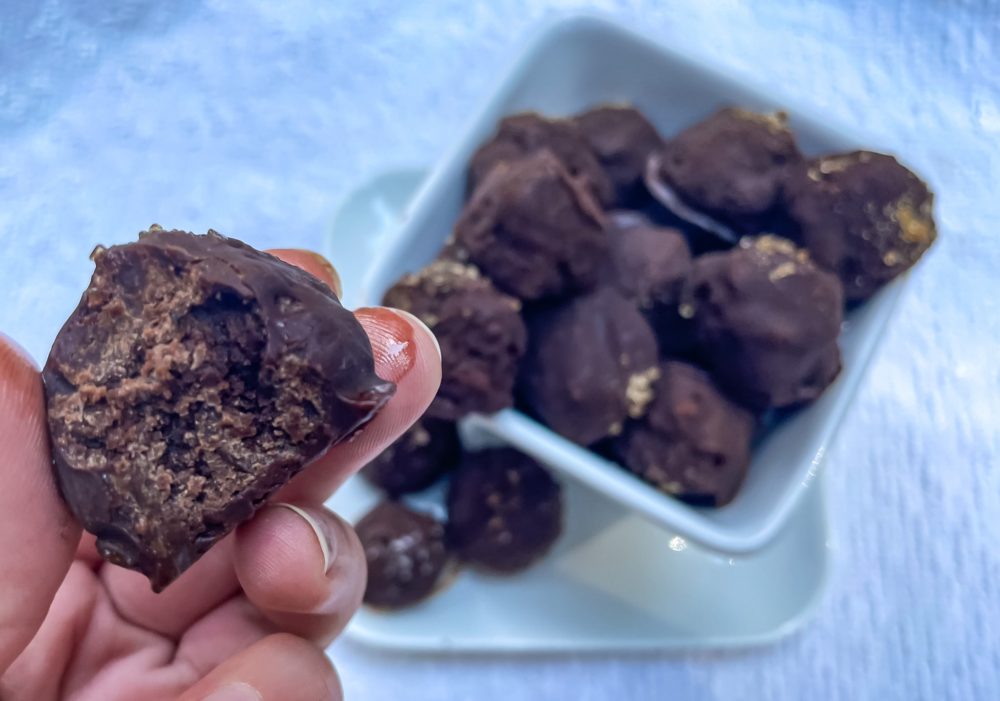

{"left": 575, "top": 105, "right": 665, "bottom": 207}
{"left": 518, "top": 286, "right": 659, "bottom": 445}
{"left": 604, "top": 217, "right": 695, "bottom": 357}
{"left": 361, "top": 417, "right": 460, "bottom": 496}
{"left": 681, "top": 235, "right": 843, "bottom": 410}
{"left": 782, "top": 150, "right": 937, "bottom": 302}
{"left": 382, "top": 259, "right": 527, "bottom": 420}
{"left": 468, "top": 112, "right": 615, "bottom": 206}
{"left": 649, "top": 107, "right": 802, "bottom": 237}
{"left": 446, "top": 449, "right": 562, "bottom": 573}
{"left": 44, "top": 228, "right": 394, "bottom": 590}
{"left": 357, "top": 501, "right": 449, "bottom": 609}
{"left": 614, "top": 361, "right": 755, "bottom": 507}
{"left": 453, "top": 150, "right": 609, "bottom": 302}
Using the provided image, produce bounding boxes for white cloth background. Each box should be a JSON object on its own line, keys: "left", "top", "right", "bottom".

{"left": 1, "top": 2, "right": 997, "bottom": 699}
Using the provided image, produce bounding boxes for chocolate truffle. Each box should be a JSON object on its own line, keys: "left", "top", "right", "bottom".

{"left": 382, "top": 259, "right": 527, "bottom": 420}
{"left": 614, "top": 361, "right": 755, "bottom": 507}
{"left": 357, "top": 501, "right": 449, "bottom": 609}
{"left": 361, "top": 417, "right": 460, "bottom": 496}
{"left": 446, "top": 448, "right": 562, "bottom": 573}
{"left": 575, "top": 105, "right": 665, "bottom": 206}
{"left": 468, "top": 112, "right": 615, "bottom": 206}
{"left": 649, "top": 107, "right": 802, "bottom": 238}
{"left": 518, "top": 286, "right": 659, "bottom": 445}
{"left": 604, "top": 217, "right": 695, "bottom": 357}
{"left": 453, "top": 150, "right": 609, "bottom": 301}
{"left": 44, "top": 228, "right": 394, "bottom": 590}
{"left": 782, "top": 150, "right": 937, "bottom": 302}
{"left": 681, "top": 235, "right": 843, "bottom": 410}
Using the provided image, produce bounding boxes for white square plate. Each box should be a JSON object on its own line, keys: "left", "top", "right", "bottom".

{"left": 327, "top": 165, "right": 830, "bottom": 652}
{"left": 334, "top": 471, "right": 830, "bottom": 652}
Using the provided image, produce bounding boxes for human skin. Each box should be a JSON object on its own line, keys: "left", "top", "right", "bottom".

{"left": 0, "top": 249, "right": 442, "bottom": 701}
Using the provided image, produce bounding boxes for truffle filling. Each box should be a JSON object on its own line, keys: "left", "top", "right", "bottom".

{"left": 47, "top": 247, "right": 329, "bottom": 578}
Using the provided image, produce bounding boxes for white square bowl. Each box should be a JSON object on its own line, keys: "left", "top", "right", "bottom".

{"left": 361, "top": 14, "right": 906, "bottom": 554}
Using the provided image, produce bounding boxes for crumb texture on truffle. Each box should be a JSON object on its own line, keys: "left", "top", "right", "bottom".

{"left": 615, "top": 361, "right": 755, "bottom": 507}
{"left": 518, "top": 286, "right": 659, "bottom": 446}
{"left": 783, "top": 150, "right": 937, "bottom": 301}
{"left": 382, "top": 259, "right": 526, "bottom": 420}
{"left": 44, "top": 228, "right": 393, "bottom": 590}
{"left": 681, "top": 235, "right": 843, "bottom": 409}
{"left": 454, "top": 150, "right": 608, "bottom": 302}
{"left": 469, "top": 112, "right": 615, "bottom": 206}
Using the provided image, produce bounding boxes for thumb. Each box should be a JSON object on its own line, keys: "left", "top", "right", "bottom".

{"left": 0, "top": 336, "right": 79, "bottom": 674}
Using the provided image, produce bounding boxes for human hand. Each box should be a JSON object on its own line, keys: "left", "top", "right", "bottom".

{"left": 0, "top": 250, "right": 441, "bottom": 701}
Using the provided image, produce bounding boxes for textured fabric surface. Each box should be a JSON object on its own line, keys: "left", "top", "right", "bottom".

{"left": 1, "top": 2, "right": 998, "bottom": 699}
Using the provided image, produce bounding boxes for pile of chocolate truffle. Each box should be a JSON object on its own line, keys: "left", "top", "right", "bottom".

{"left": 356, "top": 105, "right": 937, "bottom": 609}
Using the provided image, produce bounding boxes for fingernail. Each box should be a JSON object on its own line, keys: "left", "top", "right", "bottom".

{"left": 274, "top": 503, "right": 337, "bottom": 573}
{"left": 202, "top": 682, "right": 262, "bottom": 701}
{"left": 306, "top": 251, "right": 343, "bottom": 298}
{"left": 354, "top": 307, "right": 425, "bottom": 383}
{"left": 389, "top": 308, "right": 442, "bottom": 362}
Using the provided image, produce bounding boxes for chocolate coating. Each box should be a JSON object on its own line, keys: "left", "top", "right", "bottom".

{"left": 361, "top": 417, "right": 460, "bottom": 496}
{"left": 653, "top": 108, "right": 802, "bottom": 234}
{"left": 604, "top": 217, "right": 695, "bottom": 357}
{"left": 446, "top": 449, "right": 562, "bottom": 573}
{"left": 454, "top": 151, "right": 609, "bottom": 302}
{"left": 681, "top": 235, "right": 843, "bottom": 410}
{"left": 518, "top": 286, "right": 659, "bottom": 445}
{"left": 44, "top": 228, "right": 394, "bottom": 590}
{"left": 357, "top": 501, "right": 449, "bottom": 609}
{"left": 782, "top": 150, "right": 937, "bottom": 302}
{"left": 382, "top": 259, "right": 527, "bottom": 420}
{"left": 575, "top": 105, "right": 664, "bottom": 207}
{"left": 614, "top": 361, "right": 755, "bottom": 507}
{"left": 469, "top": 112, "right": 615, "bottom": 206}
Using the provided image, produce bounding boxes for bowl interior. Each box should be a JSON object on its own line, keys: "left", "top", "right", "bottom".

{"left": 362, "top": 15, "right": 903, "bottom": 553}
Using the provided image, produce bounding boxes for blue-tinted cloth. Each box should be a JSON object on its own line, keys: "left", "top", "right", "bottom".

{"left": 1, "top": 2, "right": 997, "bottom": 699}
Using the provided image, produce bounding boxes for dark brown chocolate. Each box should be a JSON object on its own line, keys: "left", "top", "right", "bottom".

{"left": 361, "top": 417, "right": 460, "bottom": 496}
{"left": 454, "top": 150, "right": 609, "bottom": 302}
{"left": 614, "top": 361, "right": 755, "bottom": 507}
{"left": 382, "top": 259, "right": 527, "bottom": 420}
{"left": 782, "top": 150, "right": 937, "bottom": 302}
{"left": 357, "top": 501, "right": 449, "bottom": 609}
{"left": 652, "top": 107, "right": 802, "bottom": 236}
{"left": 446, "top": 448, "right": 562, "bottom": 573}
{"left": 518, "top": 286, "right": 659, "bottom": 446}
{"left": 604, "top": 217, "right": 696, "bottom": 357}
{"left": 606, "top": 221, "right": 690, "bottom": 309}
{"left": 44, "top": 228, "right": 394, "bottom": 591}
{"left": 575, "top": 105, "right": 664, "bottom": 207}
{"left": 468, "top": 112, "right": 615, "bottom": 206}
{"left": 681, "top": 235, "right": 843, "bottom": 409}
